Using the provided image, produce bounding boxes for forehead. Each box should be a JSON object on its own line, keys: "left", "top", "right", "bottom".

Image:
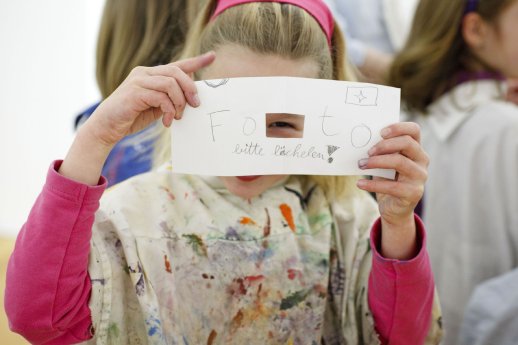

{"left": 200, "top": 44, "right": 320, "bottom": 80}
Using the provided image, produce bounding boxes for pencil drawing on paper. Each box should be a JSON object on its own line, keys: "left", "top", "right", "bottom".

{"left": 351, "top": 124, "right": 372, "bottom": 148}
{"left": 345, "top": 87, "right": 379, "bottom": 106}
{"left": 327, "top": 145, "right": 340, "bottom": 163}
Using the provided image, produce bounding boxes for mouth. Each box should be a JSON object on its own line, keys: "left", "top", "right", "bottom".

{"left": 236, "top": 176, "right": 261, "bottom": 182}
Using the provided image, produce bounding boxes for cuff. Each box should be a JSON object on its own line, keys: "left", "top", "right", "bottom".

{"left": 45, "top": 160, "right": 107, "bottom": 204}
{"left": 370, "top": 214, "right": 430, "bottom": 277}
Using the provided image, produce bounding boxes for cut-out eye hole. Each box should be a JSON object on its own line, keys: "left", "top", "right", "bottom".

{"left": 265, "top": 113, "right": 305, "bottom": 138}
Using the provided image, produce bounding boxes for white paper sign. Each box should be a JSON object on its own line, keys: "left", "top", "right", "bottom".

{"left": 171, "top": 77, "right": 400, "bottom": 178}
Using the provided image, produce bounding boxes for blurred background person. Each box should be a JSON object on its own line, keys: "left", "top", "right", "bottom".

{"left": 389, "top": 0, "right": 518, "bottom": 343}
{"left": 325, "top": 0, "right": 419, "bottom": 83}
{"left": 459, "top": 268, "right": 518, "bottom": 345}
{"left": 76, "top": 0, "right": 205, "bottom": 186}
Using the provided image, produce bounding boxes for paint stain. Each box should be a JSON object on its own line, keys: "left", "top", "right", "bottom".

{"left": 284, "top": 185, "right": 316, "bottom": 210}
{"left": 182, "top": 234, "right": 208, "bottom": 257}
{"left": 255, "top": 241, "right": 272, "bottom": 269}
{"left": 159, "top": 186, "right": 176, "bottom": 201}
{"left": 164, "top": 255, "right": 172, "bottom": 273}
{"left": 107, "top": 322, "right": 119, "bottom": 338}
{"left": 279, "top": 204, "right": 295, "bottom": 232}
{"left": 228, "top": 275, "right": 264, "bottom": 297}
{"left": 313, "top": 284, "right": 327, "bottom": 298}
{"left": 245, "top": 275, "right": 264, "bottom": 284}
{"left": 287, "top": 269, "right": 302, "bottom": 280}
{"left": 230, "top": 309, "right": 244, "bottom": 331}
{"left": 148, "top": 325, "right": 159, "bottom": 336}
{"left": 225, "top": 227, "right": 241, "bottom": 241}
{"left": 263, "top": 208, "right": 271, "bottom": 237}
{"left": 229, "top": 278, "right": 248, "bottom": 296}
{"left": 239, "top": 216, "right": 257, "bottom": 225}
{"left": 160, "top": 221, "right": 172, "bottom": 234}
{"left": 280, "top": 289, "right": 311, "bottom": 310}
{"left": 146, "top": 315, "right": 162, "bottom": 338}
{"left": 135, "top": 275, "right": 145, "bottom": 296}
{"left": 207, "top": 329, "right": 217, "bottom": 345}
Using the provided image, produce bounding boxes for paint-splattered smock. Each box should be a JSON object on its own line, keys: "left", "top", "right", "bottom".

{"left": 6, "top": 161, "right": 442, "bottom": 345}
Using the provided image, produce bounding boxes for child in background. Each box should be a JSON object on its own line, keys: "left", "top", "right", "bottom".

{"left": 459, "top": 268, "right": 518, "bottom": 345}
{"left": 389, "top": 0, "right": 518, "bottom": 343}
{"left": 76, "top": 0, "right": 206, "bottom": 186}
{"left": 6, "top": 1, "right": 441, "bottom": 344}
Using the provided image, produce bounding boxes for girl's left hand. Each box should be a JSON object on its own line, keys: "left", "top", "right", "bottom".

{"left": 357, "top": 122, "right": 428, "bottom": 230}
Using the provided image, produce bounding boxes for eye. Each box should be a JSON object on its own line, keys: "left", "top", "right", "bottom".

{"left": 265, "top": 113, "right": 305, "bottom": 138}
{"left": 269, "top": 121, "right": 295, "bottom": 129}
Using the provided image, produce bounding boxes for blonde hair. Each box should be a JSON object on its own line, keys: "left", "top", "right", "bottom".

{"left": 96, "top": 0, "right": 205, "bottom": 98}
{"left": 155, "top": 0, "right": 360, "bottom": 199}
{"left": 388, "top": 0, "right": 516, "bottom": 114}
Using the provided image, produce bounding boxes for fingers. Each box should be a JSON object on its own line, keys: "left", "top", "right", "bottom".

{"left": 356, "top": 121, "right": 427, "bottom": 202}
{"left": 174, "top": 51, "right": 216, "bottom": 74}
{"left": 368, "top": 135, "right": 429, "bottom": 166}
{"left": 129, "top": 52, "right": 216, "bottom": 112}
{"left": 381, "top": 122, "right": 421, "bottom": 143}
{"left": 138, "top": 75, "right": 188, "bottom": 120}
{"left": 360, "top": 122, "right": 429, "bottom": 177}
{"left": 147, "top": 52, "right": 216, "bottom": 106}
{"left": 356, "top": 178, "right": 423, "bottom": 204}
{"left": 137, "top": 88, "right": 176, "bottom": 127}
{"left": 145, "top": 65, "right": 200, "bottom": 108}
{"left": 358, "top": 153, "right": 428, "bottom": 181}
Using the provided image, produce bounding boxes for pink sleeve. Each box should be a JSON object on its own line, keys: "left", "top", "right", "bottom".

{"left": 5, "top": 160, "right": 106, "bottom": 345}
{"left": 368, "top": 215, "right": 434, "bottom": 345}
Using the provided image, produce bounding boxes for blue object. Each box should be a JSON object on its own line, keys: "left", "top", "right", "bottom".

{"left": 75, "top": 103, "right": 157, "bottom": 187}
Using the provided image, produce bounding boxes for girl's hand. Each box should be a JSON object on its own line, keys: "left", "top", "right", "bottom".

{"left": 356, "top": 122, "right": 429, "bottom": 259}
{"left": 59, "top": 52, "right": 216, "bottom": 186}
{"left": 87, "top": 51, "right": 216, "bottom": 148}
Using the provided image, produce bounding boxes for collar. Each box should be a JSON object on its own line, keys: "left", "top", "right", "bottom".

{"left": 199, "top": 175, "right": 292, "bottom": 198}
{"left": 158, "top": 162, "right": 291, "bottom": 194}
{"left": 423, "top": 80, "right": 506, "bottom": 141}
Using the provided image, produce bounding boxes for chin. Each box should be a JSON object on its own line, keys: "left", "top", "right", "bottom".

{"left": 219, "top": 175, "right": 285, "bottom": 199}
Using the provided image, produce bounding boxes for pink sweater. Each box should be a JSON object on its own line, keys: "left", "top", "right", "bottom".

{"left": 5, "top": 161, "right": 435, "bottom": 344}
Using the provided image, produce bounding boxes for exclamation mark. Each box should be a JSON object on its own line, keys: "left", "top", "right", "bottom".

{"left": 327, "top": 145, "right": 340, "bottom": 163}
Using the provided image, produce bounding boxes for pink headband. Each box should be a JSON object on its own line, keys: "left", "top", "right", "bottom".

{"left": 211, "top": 0, "right": 334, "bottom": 46}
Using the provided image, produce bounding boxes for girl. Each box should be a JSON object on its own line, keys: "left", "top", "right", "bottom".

{"left": 6, "top": 0, "right": 441, "bottom": 344}
{"left": 389, "top": 0, "right": 518, "bottom": 344}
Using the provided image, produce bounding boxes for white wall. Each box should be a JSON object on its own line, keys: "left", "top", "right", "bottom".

{"left": 0, "top": 1, "right": 105, "bottom": 237}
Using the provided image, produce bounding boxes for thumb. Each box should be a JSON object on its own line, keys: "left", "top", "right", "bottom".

{"left": 174, "top": 51, "right": 216, "bottom": 74}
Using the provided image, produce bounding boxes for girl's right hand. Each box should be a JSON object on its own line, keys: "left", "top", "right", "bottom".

{"left": 59, "top": 52, "right": 215, "bottom": 185}
{"left": 87, "top": 51, "right": 216, "bottom": 148}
